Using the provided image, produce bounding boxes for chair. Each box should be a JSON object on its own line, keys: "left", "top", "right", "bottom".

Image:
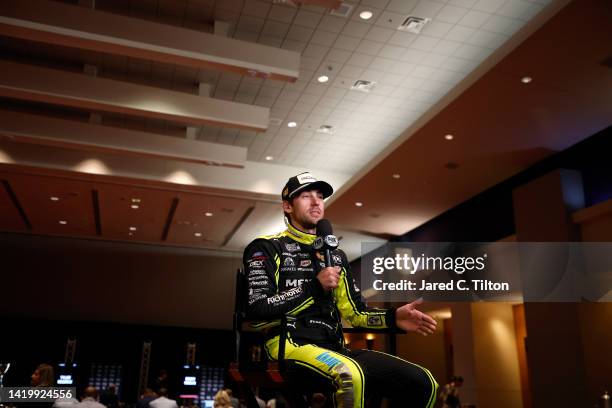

{"left": 229, "top": 268, "right": 300, "bottom": 407}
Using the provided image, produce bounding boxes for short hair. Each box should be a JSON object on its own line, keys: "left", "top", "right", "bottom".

{"left": 158, "top": 388, "right": 169, "bottom": 397}
{"left": 83, "top": 386, "right": 98, "bottom": 399}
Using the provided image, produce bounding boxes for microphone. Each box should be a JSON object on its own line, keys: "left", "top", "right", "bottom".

{"left": 314, "top": 219, "right": 339, "bottom": 267}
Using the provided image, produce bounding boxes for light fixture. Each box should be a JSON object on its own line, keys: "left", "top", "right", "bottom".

{"left": 194, "top": 232, "right": 202, "bottom": 237}
{"left": 129, "top": 226, "right": 137, "bottom": 231}
{"left": 392, "top": 173, "right": 401, "bottom": 179}
{"left": 265, "top": 156, "right": 274, "bottom": 161}
{"left": 287, "top": 121, "right": 297, "bottom": 128}
{"left": 59, "top": 220, "right": 67, "bottom": 225}
{"left": 317, "top": 75, "right": 329, "bottom": 83}
{"left": 521, "top": 76, "right": 532, "bottom": 84}
{"left": 205, "top": 212, "right": 213, "bottom": 217}
{"left": 131, "top": 204, "right": 139, "bottom": 209}
{"left": 128, "top": 232, "right": 134, "bottom": 237}
{"left": 444, "top": 134, "right": 454, "bottom": 140}
{"left": 131, "top": 198, "right": 141, "bottom": 203}
{"left": 50, "top": 196, "right": 60, "bottom": 201}
{"left": 359, "top": 10, "right": 373, "bottom": 20}
{"left": 355, "top": 202, "right": 363, "bottom": 207}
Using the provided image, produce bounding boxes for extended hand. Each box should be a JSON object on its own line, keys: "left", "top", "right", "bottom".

{"left": 395, "top": 299, "right": 437, "bottom": 336}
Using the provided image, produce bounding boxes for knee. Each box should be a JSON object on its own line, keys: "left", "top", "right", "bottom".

{"left": 417, "top": 367, "right": 438, "bottom": 395}
{"left": 419, "top": 368, "right": 438, "bottom": 406}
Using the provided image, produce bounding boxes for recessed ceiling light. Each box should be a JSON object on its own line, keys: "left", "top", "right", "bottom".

{"left": 128, "top": 232, "right": 134, "bottom": 237}
{"left": 521, "top": 76, "right": 532, "bottom": 84}
{"left": 287, "top": 121, "right": 297, "bottom": 128}
{"left": 131, "top": 204, "right": 139, "bottom": 209}
{"left": 194, "top": 232, "right": 202, "bottom": 237}
{"left": 205, "top": 212, "right": 213, "bottom": 217}
{"left": 444, "top": 134, "right": 454, "bottom": 140}
{"left": 131, "top": 198, "right": 141, "bottom": 203}
{"left": 59, "top": 220, "right": 67, "bottom": 225}
{"left": 359, "top": 10, "right": 373, "bottom": 20}
{"left": 392, "top": 174, "right": 401, "bottom": 179}
{"left": 265, "top": 156, "right": 274, "bottom": 161}
{"left": 50, "top": 196, "right": 60, "bottom": 201}
{"left": 317, "top": 75, "right": 329, "bottom": 83}
{"left": 355, "top": 202, "right": 363, "bottom": 207}
{"left": 129, "top": 226, "right": 137, "bottom": 231}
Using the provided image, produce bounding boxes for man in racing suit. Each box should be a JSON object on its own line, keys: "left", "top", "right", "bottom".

{"left": 244, "top": 172, "right": 438, "bottom": 408}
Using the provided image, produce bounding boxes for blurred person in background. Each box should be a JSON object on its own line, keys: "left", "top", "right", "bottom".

{"left": 136, "top": 388, "right": 157, "bottom": 408}
{"left": 31, "top": 364, "right": 54, "bottom": 387}
{"left": 439, "top": 376, "right": 464, "bottom": 408}
{"left": 76, "top": 387, "right": 106, "bottom": 408}
{"left": 213, "top": 390, "right": 232, "bottom": 408}
{"left": 99, "top": 385, "right": 119, "bottom": 408}
{"left": 148, "top": 388, "right": 177, "bottom": 408}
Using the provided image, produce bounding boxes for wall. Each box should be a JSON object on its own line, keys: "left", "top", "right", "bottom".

{"left": 471, "top": 303, "right": 523, "bottom": 408}
{"left": 0, "top": 233, "right": 242, "bottom": 329}
{"left": 576, "top": 202, "right": 612, "bottom": 402}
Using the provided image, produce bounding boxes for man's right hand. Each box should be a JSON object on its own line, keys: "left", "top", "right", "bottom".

{"left": 318, "top": 266, "right": 341, "bottom": 291}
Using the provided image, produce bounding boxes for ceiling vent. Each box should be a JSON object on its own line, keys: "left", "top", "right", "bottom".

{"left": 269, "top": 118, "right": 283, "bottom": 126}
{"left": 350, "top": 79, "right": 376, "bottom": 93}
{"left": 330, "top": 2, "right": 354, "bottom": 18}
{"left": 316, "top": 125, "right": 334, "bottom": 134}
{"left": 398, "top": 16, "right": 431, "bottom": 34}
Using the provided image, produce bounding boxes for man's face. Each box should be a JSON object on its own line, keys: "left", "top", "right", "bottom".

{"left": 284, "top": 189, "right": 325, "bottom": 230}
{"left": 31, "top": 369, "right": 40, "bottom": 386}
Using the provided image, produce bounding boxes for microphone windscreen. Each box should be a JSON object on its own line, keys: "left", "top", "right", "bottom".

{"left": 316, "top": 219, "right": 334, "bottom": 237}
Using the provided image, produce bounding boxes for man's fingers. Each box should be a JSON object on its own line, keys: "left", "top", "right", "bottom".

{"left": 422, "top": 322, "right": 437, "bottom": 332}
{"left": 409, "top": 298, "right": 424, "bottom": 307}
{"left": 422, "top": 314, "right": 437, "bottom": 326}
{"left": 416, "top": 327, "right": 430, "bottom": 336}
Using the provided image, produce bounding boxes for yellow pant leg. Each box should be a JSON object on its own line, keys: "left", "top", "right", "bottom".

{"left": 265, "top": 336, "right": 365, "bottom": 408}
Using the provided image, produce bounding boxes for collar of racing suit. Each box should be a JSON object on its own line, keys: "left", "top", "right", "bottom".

{"left": 284, "top": 221, "right": 317, "bottom": 245}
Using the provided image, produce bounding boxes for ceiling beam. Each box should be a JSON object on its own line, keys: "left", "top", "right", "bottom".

{"left": 0, "top": 60, "right": 269, "bottom": 131}
{"left": 0, "top": 0, "right": 300, "bottom": 82}
{"left": 0, "top": 141, "right": 352, "bottom": 200}
{"left": 0, "top": 110, "right": 247, "bottom": 168}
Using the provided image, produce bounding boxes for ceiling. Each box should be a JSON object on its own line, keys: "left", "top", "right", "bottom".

{"left": 0, "top": 0, "right": 610, "bottom": 257}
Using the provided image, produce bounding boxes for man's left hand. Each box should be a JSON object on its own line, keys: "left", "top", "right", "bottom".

{"left": 395, "top": 299, "right": 437, "bottom": 336}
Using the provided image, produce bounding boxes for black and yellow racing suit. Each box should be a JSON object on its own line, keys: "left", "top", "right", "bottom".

{"left": 243, "top": 222, "right": 438, "bottom": 408}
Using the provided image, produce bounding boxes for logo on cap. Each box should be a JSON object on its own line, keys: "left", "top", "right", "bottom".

{"left": 297, "top": 173, "right": 317, "bottom": 184}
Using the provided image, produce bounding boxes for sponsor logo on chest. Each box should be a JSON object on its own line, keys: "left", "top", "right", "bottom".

{"left": 285, "top": 242, "right": 300, "bottom": 252}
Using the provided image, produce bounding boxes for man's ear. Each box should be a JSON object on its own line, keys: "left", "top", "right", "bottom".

{"left": 282, "top": 200, "right": 292, "bottom": 214}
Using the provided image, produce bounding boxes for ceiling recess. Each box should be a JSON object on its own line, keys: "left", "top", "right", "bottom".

{"left": 398, "top": 16, "right": 431, "bottom": 34}
{"left": 351, "top": 80, "right": 376, "bottom": 93}
{"left": 316, "top": 125, "right": 334, "bottom": 135}
{"left": 330, "top": 2, "right": 354, "bottom": 18}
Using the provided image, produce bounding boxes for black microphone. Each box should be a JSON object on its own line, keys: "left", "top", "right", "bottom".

{"left": 314, "top": 219, "right": 339, "bottom": 267}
